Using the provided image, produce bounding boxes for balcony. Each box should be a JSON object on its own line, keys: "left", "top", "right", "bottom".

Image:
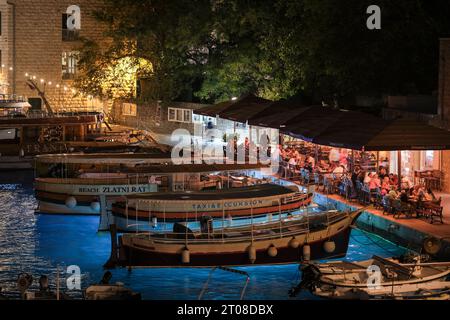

{"left": 62, "top": 29, "right": 80, "bottom": 42}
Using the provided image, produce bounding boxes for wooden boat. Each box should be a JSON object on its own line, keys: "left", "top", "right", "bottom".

{"left": 35, "top": 164, "right": 270, "bottom": 215}
{"left": 84, "top": 272, "right": 141, "bottom": 300}
{"left": 106, "top": 208, "right": 364, "bottom": 268}
{"left": 291, "top": 255, "right": 450, "bottom": 300}
{"left": 110, "top": 184, "right": 314, "bottom": 232}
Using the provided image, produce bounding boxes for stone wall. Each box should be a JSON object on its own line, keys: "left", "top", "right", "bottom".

{"left": 0, "top": 0, "right": 108, "bottom": 112}
{"left": 112, "top": 100, "right": 212, "bottom": 144}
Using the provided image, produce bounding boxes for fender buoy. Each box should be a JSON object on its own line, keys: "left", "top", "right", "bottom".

{"left": 151, "top": 217, "right": 158, "bottom": 228}
{"left": 303, "top": 245, "right": 311, "bottom": 261}
{"left": 248, "top": 244, "right": 256, "bottom": 263}
{"left": 423, "top": 237, "right": 441, "bottom": 256}
{"left": 65, "top": 196, "right": 77, "bottom": 209}
{"left": 90, "top": 201, "right": 101, "bottom": 212}
{"left": 323, "top": 241, "right": 336, "bottom": 253}
{"left": 267, "top": 245, "right": 278, "bottom": 257}
{"left": 181, "top": 248, "right": 190, "bottom": 264}
{"left": 289, "top": 237, "right": 300, "bottom": 249}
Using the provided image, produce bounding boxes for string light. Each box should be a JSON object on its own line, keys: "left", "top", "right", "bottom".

{"left": 23, "top": 72, "right": 96, "bottom": 102}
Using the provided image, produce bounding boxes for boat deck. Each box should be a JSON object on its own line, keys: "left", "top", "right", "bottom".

{"left": 127, "top": 184, "right": 299, "bottom": 201}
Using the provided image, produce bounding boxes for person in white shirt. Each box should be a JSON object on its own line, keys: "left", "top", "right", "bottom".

{"left": 288, "top": 157, "right": 297, "bottom": 166}
{"left": 329, "top": 148, "right": 340, "bottom": 163}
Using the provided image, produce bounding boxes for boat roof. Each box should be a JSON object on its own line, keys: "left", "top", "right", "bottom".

{"left": 127, "top": 184, "right": 299, "bottom": 201}
{"left": 35, "top": 153, "right": 173, "bottom": 164}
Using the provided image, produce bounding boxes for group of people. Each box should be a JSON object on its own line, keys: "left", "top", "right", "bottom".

{"left": 279, "top": 144, "right": 440, "bottom": 209}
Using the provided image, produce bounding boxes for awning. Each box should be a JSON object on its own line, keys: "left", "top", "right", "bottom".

{"left": 304, "top": 117, "right": 450, "bottom": 151}
{"left": 197, "top": 95, "right": 450, "bottom": 151}
{"left": 282, "top": 107, "right": 349, "bottom": 142}
{"left": 194, "top": 94, "right": 273, "bottom": 122}
{"left": 194, "top": 100, "right": 234, "bottom": 118}
{"left": 248, "top": 99, "right": 312, "bottom": 128}
{"left": 363, "top": 119, "right": 450, "bottom": 151}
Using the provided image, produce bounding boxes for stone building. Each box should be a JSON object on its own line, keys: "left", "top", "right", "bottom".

{"left": 112, "top": 100, "right": 214, "bottom": 146}
{"left": 0, "top": 0, "right": 107, "bottom": 112}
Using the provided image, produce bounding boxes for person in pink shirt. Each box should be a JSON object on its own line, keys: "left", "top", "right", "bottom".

{"left": 381, "top": 176, "right": 390, "bottom": 196}
{"left": 369, "top": 173, "right": 381, "bottom": 192}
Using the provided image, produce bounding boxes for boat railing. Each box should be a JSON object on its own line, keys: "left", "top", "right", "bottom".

{"left": 283, "top": 192, "right": 308, "bottom": 203}
{"left": 35, "top": 176, "right": 153, "bottom": 186}
{"left": 131, "top": 210, "right": 350, "bottom": 244}
{"left": 0, "top": 94, "right": 28, "bottom": 103}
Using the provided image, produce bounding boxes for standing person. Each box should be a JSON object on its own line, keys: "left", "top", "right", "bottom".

{"left": 351, "top": 166, "right": 361, "bottom": 186}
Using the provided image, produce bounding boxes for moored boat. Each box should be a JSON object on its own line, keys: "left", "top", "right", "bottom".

{"left": 106, "top": 208, "right": 364, "bottom": 268}
{"left": 110, "top": 183, "right": 314, "bottom": 232}
{"left": 290, "top": 255, "right": 450, "bottom": 300}
{"left": 34, "top": 153, "right": 269, "bottom": 215}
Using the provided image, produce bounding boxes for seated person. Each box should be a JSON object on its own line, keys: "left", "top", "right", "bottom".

{"left": 389, "top": 173, "right": 399, "bottom": 187}
{"left": 288, "top": 157, "right": 297, "bottom": 166}
{"left": 332, "top": 164, "right": 345, "bottom": 176}
{"left": 363, "top": 172, "right": 373, "bottom": 185}
{"left": 369, "top": 173, "right": 381, "bottom": 192}
{"left": 401, "top": 176, "right": 412, "bottom": 190}
{"left": 387, "top": 186, "right": 398, "bottom": 200}
{"left": 399, "top": 190, "right": 409, "bottom": 203}
{"left": 381, "top": 177, "right": 390, "bottom": 196}
{"left": 378, "top": 166, "right": 388, "bottom": 180}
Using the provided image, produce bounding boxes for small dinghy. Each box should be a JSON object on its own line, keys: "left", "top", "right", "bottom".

{"left": 290, "top": 254, "right": 450, "bottom": 300}
{"left": 84, "top": 272, "right": 141, "bottom": 300}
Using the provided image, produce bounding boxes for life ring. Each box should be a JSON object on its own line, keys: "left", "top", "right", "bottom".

{"left": 422, "top": 237, "right": 441, "bottom": 256}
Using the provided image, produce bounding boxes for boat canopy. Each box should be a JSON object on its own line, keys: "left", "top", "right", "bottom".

{"left": 195, "top": 94, "right": 273, "bottom": 123}
{"left": 197, "top": 96, "right": 450, "bottom": 151}
{"left": 126, "top": 184, "right": 298, "bottom": 201}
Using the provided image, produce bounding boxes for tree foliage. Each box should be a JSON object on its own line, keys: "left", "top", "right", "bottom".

{"left": 76, "top": 0, "right": 450, "bottom": 104}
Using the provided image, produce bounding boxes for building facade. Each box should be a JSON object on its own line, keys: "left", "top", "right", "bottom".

{"left": 0, "top": 0, "right": 107, "bottom": 112}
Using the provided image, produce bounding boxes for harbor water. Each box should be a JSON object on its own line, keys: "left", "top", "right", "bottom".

{"left": 0, "top": 171, "right": 407, "bottom": 300}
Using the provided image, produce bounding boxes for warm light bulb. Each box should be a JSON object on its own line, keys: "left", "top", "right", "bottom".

{"left": 40, "top": 79, "right": 44, "bottom": 83}
{"left": 25, "top": 73, "right": 29, "bottom": 77}
{"left": 48, "top": 81, "right": 52, "bottom": 85}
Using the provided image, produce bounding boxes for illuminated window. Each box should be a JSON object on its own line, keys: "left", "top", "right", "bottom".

{"left": 62, "top": 13, "right": 79, "bottom": 41}
{"left": 425, "top": 150, "right": 434, "bottom": 168}
{"left": 122, "top": 103, "right": 137, "bottom": 116}
{"left": 62, "top": 51, "right": 78, "bottom": 79}
{"left": 168, "top": 108, "right": 193, "bottom": 123}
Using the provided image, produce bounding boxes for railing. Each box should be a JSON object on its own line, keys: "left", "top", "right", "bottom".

{"left": 0, "top": 94, "right": 28, "bottom": 103}
{"left": 36, "top": 176, "right": 153, "bottom": 186}
{"left": 130, "top": 210, "right": 348, "bottom": 245}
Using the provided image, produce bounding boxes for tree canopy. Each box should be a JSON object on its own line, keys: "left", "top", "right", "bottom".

{"left": 75, "top": 0, "right": 450, "bottom": 104}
